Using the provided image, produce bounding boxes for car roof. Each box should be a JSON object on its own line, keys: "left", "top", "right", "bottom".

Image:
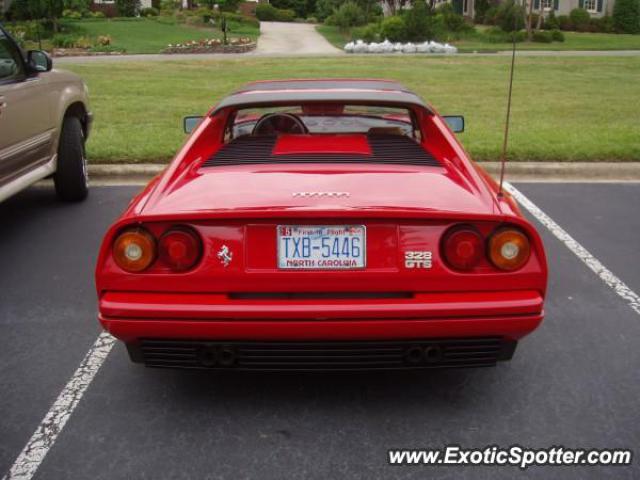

{"left": 212, "top": 79, "right": 433, "bottom": 114}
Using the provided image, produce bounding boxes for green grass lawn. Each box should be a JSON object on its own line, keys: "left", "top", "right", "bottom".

{"left": 317, "top": 24, "right": 640, "bottom": 51}
{"left": 62, "top": 56, "right": 640, "bottom": 163}
{"left": 64, "top": 17, "right": 259, "bottom": 54}
{"left": 316, "top": 25, "right": 352, "bottom": 50}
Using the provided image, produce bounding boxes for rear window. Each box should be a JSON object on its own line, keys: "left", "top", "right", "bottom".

{"left": 229, "top": 104, "right": 418, "bottom": 139}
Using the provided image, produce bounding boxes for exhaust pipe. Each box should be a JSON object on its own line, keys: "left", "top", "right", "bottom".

{"left": 197, "top": 344, "right": 218, "bottom": 367}
{"left": 218, "top": 346, "right": 237, "bottom": 367}
{"left": 196, "top": 344, "right": 237, "bottom": 367}
{"left": 423, "top": 345, "right": 443, "bottom": 364}
{"left": 404, "top": 345, "right": 425, "bottom": 365}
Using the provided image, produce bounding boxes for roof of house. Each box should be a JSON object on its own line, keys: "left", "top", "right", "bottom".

{"left": 211, "top": 79, "right": 432, "bottom": 114}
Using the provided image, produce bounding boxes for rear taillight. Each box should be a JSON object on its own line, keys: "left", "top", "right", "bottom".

{"left": 442, "top": 226, "right": 484, "bottom": 271}
{"left": 158, "top": 227, "right": 202, "bottom": 272}
{"left": 112, "top": 228, "right": 156, "bottom": 272}
{"left": 488, "top": 228, "right": 531, "bottom": 271}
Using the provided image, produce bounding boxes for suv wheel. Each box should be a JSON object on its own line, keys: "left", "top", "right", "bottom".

{"left": 54, "top": 116, "right": 89, "bottom": 202}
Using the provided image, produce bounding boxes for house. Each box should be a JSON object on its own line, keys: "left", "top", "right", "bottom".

{"left": 474, "top": 0, "right": 613, "bottom": 18}
{"left": 383, "top": 0, "right": 613, "bottom": 18}
{"left": 91, "top": 0, "right": 153, "bottom": 16}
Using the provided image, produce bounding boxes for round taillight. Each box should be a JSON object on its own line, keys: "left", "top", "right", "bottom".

{"left": 442, "top": 226, "right": 484, "bottom": 271}
{"left": 113, "top": 228, "right": 156, "bottom": 273}
{"left": 488, "top": 228, "right": 531, "bottom": 271}
{"left": 159, "top": 228, "right": 202, "bottom": 272}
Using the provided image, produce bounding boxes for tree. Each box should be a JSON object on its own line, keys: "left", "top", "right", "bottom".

{"left": 9, "top": 0, "right": 64, "bottom": 31}
{"left": 379, "top": 0, "right": 410, "bottom": 16}
{"left": 495, "top": 0, "right": 525, "bottom": 32}
{"left": 403, "top": 0, "right": 434, "bottom": 41}
{"left": 116, "top": 0, "right": 140, "bottom": 16}
{"left": 525, "top": 0, "right": 533, "bottom": 40}
{"left": 613, "top": 0, "right": 640, "bottom": 33}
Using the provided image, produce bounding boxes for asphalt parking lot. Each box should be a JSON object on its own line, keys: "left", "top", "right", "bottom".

{"left": 1, "top": 183, "right": 639, "bottom": 480}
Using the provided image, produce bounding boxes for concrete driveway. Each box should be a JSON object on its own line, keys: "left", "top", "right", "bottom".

{"left": 254, "top": 21, "right": 342, "bottom": 55}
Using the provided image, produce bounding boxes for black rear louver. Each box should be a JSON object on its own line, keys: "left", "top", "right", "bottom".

{"left": 132, "top": 337, "right": 515, "bottom": 371}
{"left": 201, "top": 135, "right": 440, "bottom": 168}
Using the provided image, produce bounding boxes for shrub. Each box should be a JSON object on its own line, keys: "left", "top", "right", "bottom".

{"left": 569, "top": 7, "right": 591, "bottom": 31}
{"left": 74, "top": 35, "right": 93, "bottom": 48}
{"left": 352, "top": 23, "right": 380, "bottom": 41}
{"left": 276, "top": 8, "right": 296, "bottom": 21}
{"left": 380, "top": 15, "right": 406, "bottom": 41}
{"left": 184, "top": 14, "right": 203, "bottom": 25}
{"left": 97, "top": 34, "right": 111, "bottom": 45}
{"left": 532, "top": 30, "right": 552, "bottom": 42}
{"left": 315, "top": 0, "right": 340, "bottom": 21}
{"left": 255, "top": 4, "right": 277, "bottom": 19}
{"left": 613, "top": 0, "right": 640, "bottom": 33}
{"left": 271, "top": 0, "right": 308, "bottom": 18}
{"left": 557, "top": 14, "right": 572, "bottom": 30}
{"left": 327, "top": 2, "right": 366, "bottom": 29}
{"left": 591, "top": 14, "right": 614, "bottom": 32}
{"left": 495, "top": 0, "right": 525, "bottom": 32}
{"left": 5, "top": 20, "right": 49, "bottom": 41}
{"left": 255, "top": 3, "right": 293, "bottom": 21}
{"left": 91, "top": 11, "right": 106, "bottom": 18}
{"left": 403, "top": 0, "right": 433, "bottom": 41}
{"left": 483, "top": 26, "right": 525, "bottom": 42}
{"left": 483, "top": 5, "right": 498, "bottom": 24}
{"left": 159, "top": 0, "right": 178, "bottom": 12}
{"left": 213, "top": 12, "right": 260, "bottom": 28}
{"left": 543, "top": 10, "right": 559, "bottom": 29}
{"left": 306, "top": 16, "right": 318, "bottom": 23}
{"left": 62, "top": 10, "right": 82, "bottom": 20}
{"left": 116, "top": 0, "right": 140, "bottom": 16}
{"left": 140, "top": 6, "right": 159, "bottom": 16}
{"left": 442, "top": 10, "right": 470, "bottom": 32}
{"left": 473, "top": 0, "right": 491, "bottom": 23}
{"left": 52, "top": 33, "right": 78, "bottom": 47}
{"left": 550, "top": 28, "right": 565, "bottom": 41}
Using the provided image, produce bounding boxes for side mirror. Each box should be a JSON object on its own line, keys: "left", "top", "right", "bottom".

{"left": 443, "top": 115, "right": 464, "bottom": 133}
{"left": 184, "top": 116, "right": 203, "bottom": 134}
{"left": 27, "top": 50, "right": 53, "bottom": 73}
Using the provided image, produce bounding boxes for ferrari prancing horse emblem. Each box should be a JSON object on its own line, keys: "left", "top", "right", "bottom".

{"left": 217, "top": 245, "right": 233, "bottom": 267}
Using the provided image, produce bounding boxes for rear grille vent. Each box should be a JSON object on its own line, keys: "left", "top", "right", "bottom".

{"left": 135, "top": 337, "right": 514, "bottom": 371}
{"left": 201, "top": 135, "right": 440, "bottom": 168}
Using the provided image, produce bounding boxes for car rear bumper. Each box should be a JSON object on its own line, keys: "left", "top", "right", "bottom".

{"left": 99, "top": 289, "right": 543, "bottom": 368}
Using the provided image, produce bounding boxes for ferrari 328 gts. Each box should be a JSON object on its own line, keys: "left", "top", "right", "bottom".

{"left": 95, "top": 79, "right": 547, "bottom": 371}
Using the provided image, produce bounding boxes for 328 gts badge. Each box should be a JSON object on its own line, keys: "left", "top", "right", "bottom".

{"left": 404, "top": 251, "right": 433, "bottom": 269}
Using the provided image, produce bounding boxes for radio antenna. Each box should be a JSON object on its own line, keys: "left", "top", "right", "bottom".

{"left": 497, "top": 12, "right": 519, "bottom": 197}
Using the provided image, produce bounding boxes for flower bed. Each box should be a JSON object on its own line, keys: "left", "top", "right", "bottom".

{"left": 163, "top": 38, "right": 256, "bottom": 54}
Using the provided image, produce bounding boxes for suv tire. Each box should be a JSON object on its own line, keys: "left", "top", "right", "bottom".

{"left": 54, "top": 116, "right": 88, "bottom": 202}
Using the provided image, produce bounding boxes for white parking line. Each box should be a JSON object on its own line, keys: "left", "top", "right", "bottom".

{"left": 2, "top": 332, "right": 115, "bottom": 480}
{"left": 505, "top": 182, "right": 640, "bottom": 316}
{"left": 3, "top": 183, "right": 640, "bottom": 480}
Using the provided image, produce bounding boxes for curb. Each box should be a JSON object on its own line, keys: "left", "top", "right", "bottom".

{"left": 88, "top": 162, "right": 640, "bottom": 183}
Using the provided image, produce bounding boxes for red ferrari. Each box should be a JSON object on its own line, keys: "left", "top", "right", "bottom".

{"left": 95, "top": 79, "right": 547, "bottom": 370}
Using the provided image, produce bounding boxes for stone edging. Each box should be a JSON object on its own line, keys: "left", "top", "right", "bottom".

{"left": 162, "top": 43, "right": 256, "bottom": 54}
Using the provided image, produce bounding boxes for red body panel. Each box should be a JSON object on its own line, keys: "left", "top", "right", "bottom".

{"left": 273, "top": 134, "right": 372, "bottom": 155}
{"left": 95, "top": 79, "right": 547, "bottom": 367}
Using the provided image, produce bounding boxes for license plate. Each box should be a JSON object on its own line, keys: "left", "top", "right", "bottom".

{"left": 277, "top": 225, "right": 366, "bottom": 269}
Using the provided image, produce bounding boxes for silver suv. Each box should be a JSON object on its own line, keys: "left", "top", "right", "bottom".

{"left": 0, "top": 23, "right": 92, "bottom": 202}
